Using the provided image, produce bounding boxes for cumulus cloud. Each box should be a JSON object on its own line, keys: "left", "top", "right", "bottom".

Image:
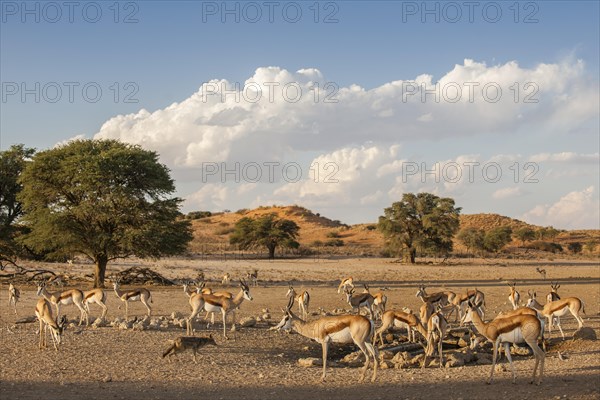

{"left": 521, "top": 186, "right": 599, "bottom": 229}
{"left": 529, "top": 152, "right": 599, "bottom": 163}
{"left": 94, "top": 60, "right": 598, "bottom": 168}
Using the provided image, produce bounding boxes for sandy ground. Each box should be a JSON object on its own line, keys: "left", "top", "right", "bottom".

{"left": 1, "top": 258, "right": 599, "bottom": 400}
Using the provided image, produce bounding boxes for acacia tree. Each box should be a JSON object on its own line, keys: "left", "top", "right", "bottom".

{"left": 483, "top": 226, "right": 513, "bottom": 253}
{"left": 0, "top": 144, "right": 35, "bottom": 267}
{"left": 456, "top": 227, "right": 485, "bottom": 256}
{"left": 514, "top": 227, "right": 535, "bottom": 247}
{"left": 229, "top": 213, "right": 299, "bottom": 259}
{"left": 18, "top": 139, "right": 193, "bottom": 287}
{"left": 378, "top": 193, "right": 461, "bottom": 263}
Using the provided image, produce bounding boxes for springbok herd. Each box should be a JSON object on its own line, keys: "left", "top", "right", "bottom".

{"left": 5, "top": 272, "right": 587, "bottom": 385}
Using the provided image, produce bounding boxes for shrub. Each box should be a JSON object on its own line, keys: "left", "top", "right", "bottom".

{"left": 187, "top": 211, "right": 212, "bottom": 219}
{"left": 326, "top": 231, "right": 341, "bottom": 238}
{"left": 527, "top": 241, "right": 563, "bottom": 253}
{"left": 324, "top": 239, "right": 344, "bottom": 247}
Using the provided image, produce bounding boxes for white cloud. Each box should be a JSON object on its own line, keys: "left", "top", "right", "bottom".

{"left": 492, "top": 187, "right": 522, "bottom": 199}
{"left": 185, "top": 184, "right": 229, "bottom": 210}
{"left": 94, "top": 60, "right": 598, "bottom": 168}
{"left": 521, "top": 186, "right": 599, "bottom": 229}
{"left": 529, "top": 152, "right": 599, "bottom": 163}
{"left": 54, "top": 134, "right": 87, "bottom": 148}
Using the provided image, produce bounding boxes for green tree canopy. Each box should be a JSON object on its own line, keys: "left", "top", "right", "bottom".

{"left": 483, "top": 226, "right": 513, "bottom": 253}
{"left": 567, "top": 242, "right": 583, "bottom": 254}
{"left": 514, "top": 227, "right": 536, "bottom": 246}
{"left": 378, "top": 193, "right": 461, "bottom": 263}
{"left": 229, "top": 213, "right": 300, "bottom": 259}
{"left": 18, "top": 139, "right": 192, "bottom": 287}
{"left": 456, "top": 227, "right": 485, "bottom": 255}
{"left": 0, "top": 144, "right": 36, "bottom": 267}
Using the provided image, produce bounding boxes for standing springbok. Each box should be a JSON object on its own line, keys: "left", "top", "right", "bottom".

{"left": 221, "top": 273, "right": 231, "bottom": 286}
{"left": 508, "top": 282, "right": 521, "bottom": 310}
{"left": 547, "top": 282, "right": 561, "bottom": 303}
{"left": 344, "top": 288, "right": 374, "bottom": 319}
{"left": 196, "top": 281, "right": 233, "bottom": 326}
{"left": 36, "top": 281, "right": 88, "bottom": 326}
{"left": 273, "top": 296, "right": 378, "bottom": 382}
{"left": 362, "top": 285, "right": 387, "bottom": 320}
{"left": 35, "top": 298, "right": 67, "bottom": 350}
{"left": 421, "top": 311, "right": 449, "bottom": 369}
{"left": 452, "top": 288, "right": 486, "bottom": 323}
{"left": 374, "top": 309, "right": 428, "bottom": 345}
{"left": 83, "top": 288, "right": 108, "bottom": 320}
{"left": 286, "top": 286, "right": 310, "bottom": 320}
{"left": 415, "top": 285, "right": 457, "bottom": 319}
{"left": 247, "top": 270, "right": 258, "bottom": 287}
{"left": 536, "top": 267, "right": 547, "bottom": 280}
{"left": 8, "top": 283, "right": 20, "bottom": 315}
{"left": 186, "top": 280, "right": 252, "bottom": 339}
{"left": 337, "top": 276, "right": 354, "bottom": 294}
{"left": 112, "top": 279, "right": 152, "bottom": 319}
{"left": 526, "top": 290, "right": 585, "bottom": 339}
{"left": 466, "top": 300, "right": 545, "bottom": 385}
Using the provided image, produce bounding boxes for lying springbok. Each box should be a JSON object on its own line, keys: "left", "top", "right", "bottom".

{"left": 286, "top": 286, "right": 310, "bottom": 320}
{"left": 36, "top": 281, "right": 88, "bottom": 326}
{"left": 273, "top": 296, "right": 378, "bottom": 382}
{"left": 374, "top": 309, "right": 427, "bottom": 345}
{"left": 35, "top": 298, "right": 68, "bottom": 350}
{"left": 526, "top": 290, "right": 585, "bottom": 339}
{"left": 508, "top": 282, "right": 521, "bottom": 310}
{"left": 466, "top": 299, "right": 545, "bottom": 385}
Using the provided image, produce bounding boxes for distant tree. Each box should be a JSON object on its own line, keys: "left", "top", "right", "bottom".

{"left": 456, "top": 227, "right": 485, "bottom": 255}
{"left": 378, "top": 193, "right": 461, "bottom": 263}
{"left": 584, "top": 240, "right": 597, "bottom": 254}
{"left": 0, "top": 144, "right": 36, "bottom": 267}
{"left": 483, "top": 226, "right": 513, "bottom": 253}
{"left": 18, "top": 139, "right": 193, "bottom": 287}
{"left": 229, "top": 213, "right": 300, "bottom": 259}
{"left": 567, "top": 242, "right": 583, "bottom": 254}
{"left": 537, "top": 226, "right": 560, "bottom": 241}
{"left": 514, "top": 227, "right": 536, "bottom": 247}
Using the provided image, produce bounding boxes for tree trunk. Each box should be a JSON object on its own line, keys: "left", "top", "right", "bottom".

{"left": 267, "top": 244, "right": 276, "bottom": 259}
{"left": 94, "top": 255, "right": 108, "bottom": 288}
{"left": 409, "top": 247, "right": 416, "bottom": 264}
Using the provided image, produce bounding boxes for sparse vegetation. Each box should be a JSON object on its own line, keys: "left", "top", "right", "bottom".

{"left": 568, "top": 242, "right": 583, "bottom": 254}
{"left": 186, "top": 211, "right": 212, "bottom": 219}
{"left": 483, "top": 226, "right": 513, "bottom": 253}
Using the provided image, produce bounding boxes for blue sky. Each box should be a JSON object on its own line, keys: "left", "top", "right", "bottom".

{"left": 1, "top": 1, "right": 599, "bottom": 228}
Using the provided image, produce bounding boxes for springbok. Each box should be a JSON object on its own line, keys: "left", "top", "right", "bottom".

{"left": 8, "top": 283, "right": 20, "bottom": 315}
{"left": 526, "top": 290, "right": 585, "bottom": 339}
{"left": 247, "top": 270, "right": 258, "bottom": 287}
{"left": 536, "top": 267, "right": 547, "bottom": 280}
{"left": 35, "top": 298, "right": 68, "bottom": 350}
{"left": 374, "top": 309, "right": 427, "bottom": 345}
{"left": 508, "top": 282, "right": 521, "bottom": 310}
{"left": 286, "top": 286, "right": 310, "bottom": 320}
{"left": 36, "top": 281, "right": 88, "bottom": 326}
{"left": 466, "top": 300, "right": 545, "bottom": 385}
{"left": 83, "top": 288, "right": 108, "bottom": 320}
{"left": 337, "top": 276, "right": 354, "bottom": 294}
{"left": 421, "top": 311, "right": 449, "bottom": 369}
{"left": 344, "top": 288, "right": 374, "bottom": 319}
{"left": 273, "top": 296, "right": 378, "bottom": 382}
{"left": 186, "top": 280, "right": 252, "bottom": 339}
{"left": 112, "top": 279, "right": 152, "bottom": 319}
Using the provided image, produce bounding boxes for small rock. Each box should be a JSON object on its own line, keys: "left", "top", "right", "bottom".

{"left": 171, "top": 311, "right": 183, "bottom": 319}
{"left": 240, "top": 317, "right": 256, "bottom": 328}
{"left": 379, "top": 350, "right": 394, "bottom": 360}
{"left": 298, "top": 357, "right": 322, "bottom": 367}
{"left": 262, "top": 313, "right": 271, "bottom": 320}
{"left": 102, "top": 375, "right": 112, "bottom": 383}
{"left": 445, "top": 353, "right": 465, "bottom": 368}
{"left": 392, "top": 351, "right": 410, "bottom": 364}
